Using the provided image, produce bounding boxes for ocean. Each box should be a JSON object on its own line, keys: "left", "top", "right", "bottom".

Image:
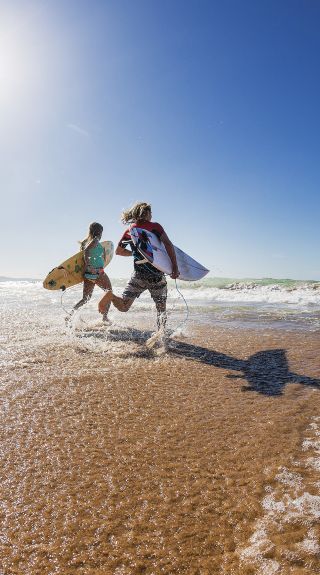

{"left": 1, "top": 276, "right": 320, "bottom": 574}
{"left": 1, "top": 276, "right": 320, "bottom": 342}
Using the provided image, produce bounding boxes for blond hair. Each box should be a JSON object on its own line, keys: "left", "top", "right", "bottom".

{"left": 79, "top": 222, "right": 103, "bottom": 250}
{"left": 121, "top": 202, "right": 151, "bottom": 224}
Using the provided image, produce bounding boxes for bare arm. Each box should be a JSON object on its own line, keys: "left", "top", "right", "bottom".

{"left": 160, "top": 231, "right": 179, "bottom": 279}
{"left": 116, "top": 244, "right": 133, "bottom": 257}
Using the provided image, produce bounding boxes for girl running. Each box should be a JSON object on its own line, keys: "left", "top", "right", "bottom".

{"left": 67, "top": 222, "right": 112, "bottom": 323}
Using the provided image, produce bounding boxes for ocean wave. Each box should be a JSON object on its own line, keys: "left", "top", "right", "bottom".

{"left": 1, "top": 277, "right": 320, "bottom": 308}
{"left": 172, "top": 285, "right": 320, "bottom": 306}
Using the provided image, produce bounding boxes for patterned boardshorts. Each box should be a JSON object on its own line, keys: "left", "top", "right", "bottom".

{"left": 122, "top": 271, "right": 167, "bottom": 303}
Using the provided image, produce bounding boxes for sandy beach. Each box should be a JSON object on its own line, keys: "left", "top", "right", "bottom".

{"left": 1, "top": 320, "right": 319, "bottom": 574}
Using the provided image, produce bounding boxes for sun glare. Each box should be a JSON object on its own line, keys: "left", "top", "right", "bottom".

{"left": 0, "top": 5, "right": 44, "bottom": 109}
{"left": 0, "top": 34, "right": 26, "bottom": 94}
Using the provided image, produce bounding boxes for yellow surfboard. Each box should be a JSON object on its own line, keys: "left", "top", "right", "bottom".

{"left": 43, "top": 241, "right": 114, "bottom": 291}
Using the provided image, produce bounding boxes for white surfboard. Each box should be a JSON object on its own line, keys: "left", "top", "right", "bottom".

{"left": 130, "top": 227, "right": 209, "bottom": 281}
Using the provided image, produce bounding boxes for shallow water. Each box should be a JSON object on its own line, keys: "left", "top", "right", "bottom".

{"left": 1, "top": 281, "right": 320, "bottom": 574}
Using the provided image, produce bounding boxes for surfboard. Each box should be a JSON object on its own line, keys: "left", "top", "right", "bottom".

{"left": 43, "top": 241, "right": 114, "bottom": 290}
{"left": 130, "top": 227, "right": 209, "bottom": 281}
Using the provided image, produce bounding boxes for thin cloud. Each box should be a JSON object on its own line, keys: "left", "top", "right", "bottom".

{"left": 67, "top": 123, "right": 90, "bottom": 137}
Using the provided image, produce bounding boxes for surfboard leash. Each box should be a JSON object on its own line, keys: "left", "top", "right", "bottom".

{"left": 60, "top": 286, "right": 71, "bottom": 315}
{"left": 174, "top": 279, "right": 190, "bottom": 332}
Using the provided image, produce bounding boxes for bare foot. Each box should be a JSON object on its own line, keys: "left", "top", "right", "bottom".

{"left": 98, "top": 291, "right": 113, "bottom": 314}
{"left": 146, "top": 327, "right": 166, "bottom": 349}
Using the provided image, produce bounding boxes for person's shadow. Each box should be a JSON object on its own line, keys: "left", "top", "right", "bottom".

{"left": 167, "top": 340, "right": 320, "bottom": 396}
{"left": 86, "top": 327, "right": 319, "bottom": 396}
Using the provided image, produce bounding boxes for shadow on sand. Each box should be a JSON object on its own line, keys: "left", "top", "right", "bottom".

{"left": 80, "top": 327, "right": 320, "bottom": 396}
{"left": 168, "top": 340, "right": 320, "bottom": 396}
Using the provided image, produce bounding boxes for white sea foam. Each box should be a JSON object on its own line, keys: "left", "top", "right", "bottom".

{"left": 239, "top": 417, "right": 320, "bottom": 571}
{"left": 182, "top": 285, "right": 320, "bottom": 306}
{"left": 298, "top": 529, "right": 320, "bottom": 554}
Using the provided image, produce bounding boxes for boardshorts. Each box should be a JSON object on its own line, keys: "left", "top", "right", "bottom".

{"left": 122, "top": 271, "right": 167, "bottom": 304}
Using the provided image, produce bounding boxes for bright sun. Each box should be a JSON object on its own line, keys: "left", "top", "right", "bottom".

{"left": 0, "top": 28, "right": 35, "bottom": 106}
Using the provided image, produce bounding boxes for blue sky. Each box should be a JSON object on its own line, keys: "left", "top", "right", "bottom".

{"left": 1, "top": 0, "right": 319, "bottom": 280}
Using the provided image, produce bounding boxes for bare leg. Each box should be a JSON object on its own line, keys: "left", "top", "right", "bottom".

{"left": 149, "top": 276, "right": 167, "bottom": 331}
{"left": 155, "top": 299, "right": 167, "bottom": 330}
{"left": 99, "top": 292, "right": 134, "bottom": 314}
{"left": 111, "top": 294, "right": 135, "bottom": 312}
{"left": 96, "top": 273, "right": 112, "bottom": 320}
{"left": 73, "top": 279, "right": 95, "bottom": 311}
{"left": 65, "top": 279, "right": 95, "bottom": 323}
{"left": 145, "top": 298, "right": 168, "bottom": 349}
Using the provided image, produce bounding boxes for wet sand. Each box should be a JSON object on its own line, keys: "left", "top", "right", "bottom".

{"left": 1, "top": 325, "right": 320, "bottom": 574}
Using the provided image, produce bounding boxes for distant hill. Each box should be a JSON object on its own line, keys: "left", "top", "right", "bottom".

{"left": 0, "top": 276, "right": 41, "bottom": 282}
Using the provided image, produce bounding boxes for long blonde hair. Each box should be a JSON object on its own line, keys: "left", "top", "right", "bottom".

{"left": 121, "top": 202, "right": 151, "bottom": 224}
{"left": 79, "top": 222, "right": 103, "bottom": 250}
